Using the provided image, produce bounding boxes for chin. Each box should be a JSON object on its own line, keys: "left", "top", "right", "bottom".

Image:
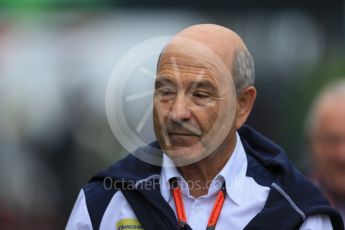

{"left": 165, "top": 143, "right": 209, "bottom": 166}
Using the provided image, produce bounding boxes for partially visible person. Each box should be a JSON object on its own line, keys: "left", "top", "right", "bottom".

{"left": 305, "top": 79, "right": 345, "bottom": 222}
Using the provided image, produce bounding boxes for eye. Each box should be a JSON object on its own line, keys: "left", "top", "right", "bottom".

{"left": 193, "top": 91, "right": 210, "bottom": 99}
{"left": 155, "top": 88, "right": 176, "bottom": 102}
{"left": 160, "top": 89, "right": 174, "bottom": 96}
{"left": 191, "top": 91, "right": 215, "bottom": 105}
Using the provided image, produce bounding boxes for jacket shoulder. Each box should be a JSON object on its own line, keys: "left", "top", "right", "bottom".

{"left": 83, "top": 180, "right": 118, "bottom": 230}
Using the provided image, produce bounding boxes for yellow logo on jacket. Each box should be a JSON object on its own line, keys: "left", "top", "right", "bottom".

{"left": 116, "top": 218, "right": 143, "bottom": 230}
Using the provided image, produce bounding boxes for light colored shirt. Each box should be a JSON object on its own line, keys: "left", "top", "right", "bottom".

{"left": 66, "top": 133, "right": 333, "bottom": 229}
{"left": 159, "top": 133, "right": 332, "bottom": 230}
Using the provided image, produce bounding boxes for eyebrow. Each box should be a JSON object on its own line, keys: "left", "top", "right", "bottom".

{"left": 155, "top": 77, "right": 219, "bottom": 93}
{"left": 154, "top": 77, "right": 176, "bottom": 89}
{"left": 190, "top": 80, "right": 218, "bottom": 93}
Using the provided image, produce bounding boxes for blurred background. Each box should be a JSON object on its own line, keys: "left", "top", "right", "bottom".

{"left": 0, "top": 0, "right": 344, "bottom": 229}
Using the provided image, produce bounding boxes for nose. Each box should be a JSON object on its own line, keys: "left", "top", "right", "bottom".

{"left": 170, "top": 93, "right": 192, "bottom": 122}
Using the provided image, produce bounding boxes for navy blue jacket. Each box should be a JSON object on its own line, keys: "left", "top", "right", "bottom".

{"left": 83, "top": 125, "right": 344, "bottom": 229}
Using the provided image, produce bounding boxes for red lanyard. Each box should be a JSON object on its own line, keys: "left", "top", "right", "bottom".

{"left": 170, "top": 180, "right": 226, "bottom": 230}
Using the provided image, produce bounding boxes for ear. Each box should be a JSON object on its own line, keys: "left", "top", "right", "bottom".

{"left": 235, "top": 86, "right": 257, "bottom": 129}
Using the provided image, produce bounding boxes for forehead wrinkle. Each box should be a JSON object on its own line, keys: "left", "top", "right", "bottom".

{"left": 159, "top": 62, "right": 209, "bottom": 72}
{"left": 159, "top": 55, "right": 212, "bottom": 67}
{"left": 158, "top": 70, "right": 220, "bottom": 89}
{"left": 158, "top": 63, "right": 221, "bottom": 86}
{"left": 158, "top": 55, "right": 228, "bottom": 77}
{"left": 158, "top": 66, "right": 217, "bottom": 79}
{"left": 157, "top": 54, "right": 232, "bottom": 93}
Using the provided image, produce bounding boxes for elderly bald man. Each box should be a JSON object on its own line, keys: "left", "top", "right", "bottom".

{"left": 67, "top": 24, "right": 343, "bottom": 229}
{"left": 306, "top": 79, "right": 345, "bottom": 223}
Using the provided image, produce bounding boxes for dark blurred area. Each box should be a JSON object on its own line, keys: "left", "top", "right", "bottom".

{"left": 0, "top": 0, "right": 344, "bottom": 229}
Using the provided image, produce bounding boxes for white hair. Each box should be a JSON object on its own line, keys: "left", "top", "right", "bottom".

{"left": 232, "top": 48, "right": 255, "bottom": 94}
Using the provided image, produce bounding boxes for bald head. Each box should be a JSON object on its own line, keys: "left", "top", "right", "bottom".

{"left": 306, "top": 79, "right": 345, "bottom": 137}
{"left": 175, "top": 24, "right": 247, "bottom": 66}
{"left": 158, "top": 24, "right": 255, "bottom": 93}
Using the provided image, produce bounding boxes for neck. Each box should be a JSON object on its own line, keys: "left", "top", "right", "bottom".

{"left": 178, "top": 133, "right": 237, "bottom": 198}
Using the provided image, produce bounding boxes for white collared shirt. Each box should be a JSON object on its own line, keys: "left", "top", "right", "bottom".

{"left": 159, "top": 133, "right": 333, "bottom": 230}
{"left": 66, "top": 133, "right": 333, "bottom": 229}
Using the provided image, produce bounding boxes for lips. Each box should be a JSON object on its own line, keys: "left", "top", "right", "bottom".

{"left": 168, "top": 133, "right": 197, "bottom": 136}
{"left": 167, "top": 133, "right": 200, "bottom": 146}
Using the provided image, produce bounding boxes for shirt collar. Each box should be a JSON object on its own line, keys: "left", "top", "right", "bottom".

{"left": 160, "top": 132, "right": 248, "bottom": 205}
{"left": 160, "top": 154, "right": 183, "bottom": 202}
{"left": 216, "top": 132, "right": 247, "bottom": 205}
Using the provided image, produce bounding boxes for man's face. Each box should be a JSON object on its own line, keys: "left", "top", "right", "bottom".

{"left": 153, "top": 49, "right": 236, "bottom": 166}
{"left": 311, "top": 98, "right": 345, "bottom": 197}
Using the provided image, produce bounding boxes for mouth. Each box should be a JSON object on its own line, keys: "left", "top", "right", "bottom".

{"left": 166, "top": 133, "right": 200, "bottom": 146}
{"left": 168, "top": 119, "right": 202, "bottom": 136}
{"left": 168, "top": 133, "right": 198, "bottom": 136}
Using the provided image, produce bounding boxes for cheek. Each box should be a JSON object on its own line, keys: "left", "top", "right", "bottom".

{"left": 193, "top": 104, "right": 220, "bottom": 132}
{"left": 314, "top": 146, "right": 340, "bottom": 176}
{"left": 154, "top": 99, "right": 171, "bottom": 116}
{"left": 152, "top": 107, "right": 160, "bottom": 129}
{"left": 153, "top": 99, "right": 170, "bottom": 120}
{"left": 313, "top": 146, "right": 331, "bottom": 170}
{"left": 153, "top": 106, "right": 166, "bottom": 147}
{"left": 194, "top": 108, "right": 218, "bottom": 132}
{"left": 153, "top": 102, "right": 172, "bottom": 137}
